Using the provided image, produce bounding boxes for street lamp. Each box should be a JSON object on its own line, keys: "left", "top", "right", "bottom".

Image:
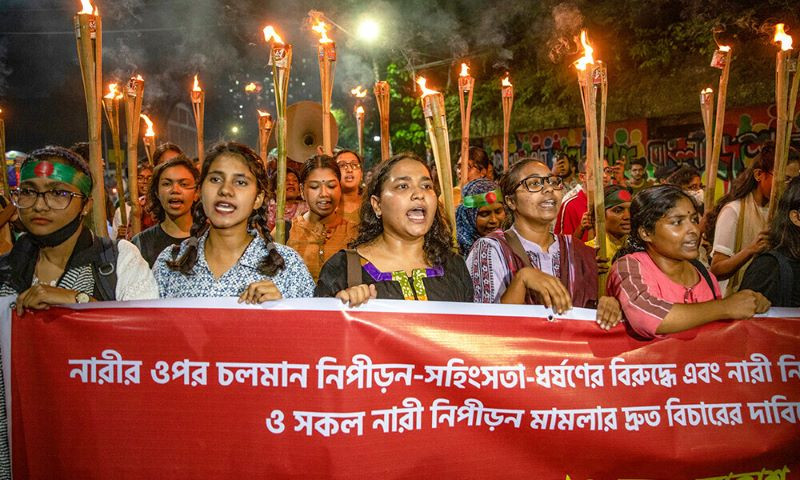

{"left": 357, "top": 18, "right": 380, "bottom": 43}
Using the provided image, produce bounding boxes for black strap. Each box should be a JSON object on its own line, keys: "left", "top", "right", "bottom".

{"left": 504, "top": 229, "right": 533, "bottom": 269}
{"left": 92, "top": 237, "right": 119, "bottom": 301}
{"left": 345, "top": 249, "right": 362, "bottom": 289}
{"left": 764, "top": 250, "right": 793, "bottom": 307}
{"left": 690, "top": 259, "right": 717, "bottom": 300}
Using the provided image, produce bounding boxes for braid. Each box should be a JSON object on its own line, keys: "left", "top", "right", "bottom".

{"left": 251, "top": 203, "right": 285, "bottom": 276}
{"left": 166, "top": 204, "right": 209, "bottom": 274}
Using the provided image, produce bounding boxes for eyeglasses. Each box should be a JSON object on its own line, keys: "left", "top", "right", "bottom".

{"left": 337, "top": 162, "right": 361, "bottom": 171}
{"left": 515, "top": 175, "right": 564, "bottom": 193}
{"left": 14, "top": 188, "right": 85, "bottom": 210}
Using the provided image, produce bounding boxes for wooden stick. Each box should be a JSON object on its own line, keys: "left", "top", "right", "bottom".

{"left": 0, "top": 117, "right": 7, "bottom": 197}
{"left": 191, "top": 78, "right": 205, "bottom": 165}
{"left": 769, "top": 48, "right": 793, "bottom": 220}
{"left": 102, "top": 88, "right": 126, "bottom": 226}
{"left": 374, "top": 81, "right": 391, "bottom": 162}
{"left": 317, "top": 42, "right": 336, "bottom": 155}
{"left": 706, "top": 47, "right": 731, "bottom": 211}
{"left": 782, "top": 54, "right": 800, "bottom": 168}
{"left": 597, "top": 63, "right": 608, "bottom": 169}
{"left": 700, "top": 88, "right": 715, "bottom": 193}
{"left": 123, "top": 75, "right": 144, "bottom": 235}
{"left": 355, "top": 105, "right": 365, "bottom": 158}
{"left": 74, "top": 10, "right": 107, "bottom": 236}
{"left": 458, "top": 69, "right": 474, "bottom": 186}
{"left": 421, "top": 90, "right": 457, "bottom": 248}
{"left": 269, "top": 43, "right": 293, "bottom": 244}
{"left": 501, "top": 79, "right": 514, "bottom": 172}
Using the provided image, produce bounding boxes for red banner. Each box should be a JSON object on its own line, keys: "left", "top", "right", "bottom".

{"left": 2, "top": 298, "right": 799, "bottom": 479}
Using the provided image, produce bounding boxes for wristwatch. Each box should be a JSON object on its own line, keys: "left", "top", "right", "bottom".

{"left": 74, "top": 292, "right": 91, "bottom": 304}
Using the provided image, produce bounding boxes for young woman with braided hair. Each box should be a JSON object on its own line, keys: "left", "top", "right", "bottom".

{"left": 608, "top": 185, "right": 770, "bottom": 339}
{"left": 153, "top": 142, "right": 314, "bottom": 302}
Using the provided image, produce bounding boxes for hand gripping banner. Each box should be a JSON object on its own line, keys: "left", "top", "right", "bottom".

{"left": 1, "top": 297, "right": 799, "bottom": 479}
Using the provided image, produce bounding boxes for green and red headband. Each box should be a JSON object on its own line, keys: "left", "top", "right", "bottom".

{"left": 604, "top": 186, "right": 632, "bottom": 209}
{"left": 462, "top": 188, "right": 503, "bottom": 209}
{"left": 20, "top": 160, "right": 93, "bottom": 196}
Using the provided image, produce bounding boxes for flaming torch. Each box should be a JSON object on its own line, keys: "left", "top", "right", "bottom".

{"left": 417, "top": 77, "right": 457, "bottom": 248}
{"left": 140, "top": 114, "right": 156, "bottom": 164}
{"left": 458, "top": 63, "right": 475, "bottom": 186}
{"left": 351, "top": 86, "right": 368, "bottom": 157}
{"left": 0, "top": 109, "right": 7, "bottom": 197}
{"left": 700, "top": 87, "right": 714, "bottom": 200}
{"left": 769, "top": 24, "right": 795, "bottom": 220}
{"left": 705, "top": 42, "right": 732, "bottom": 210}
{"left": 501, "top": 74, "right": 514, "bottom": 172}
{"left": 374, "top": 81, "right": 391, "bottom": 162}
{"left": 244, "top": 82, "right": 258, "bottom": 94}
{"left": 264, "top": 25, "right": 293, "bottom": 244}
{"left": 257, "top": 110, "right": 274, "bottom": 170}
{"left": 574, "top": 29, "right": 607, "bottom": 295}
{"left": 74, "top": 0, "right": 107, "bottom": 236}
{"left": 312, "top": 19, "right": 336, "bottom": 155}
{"left": 103, "top": 83, "right": 126, "bottom": 226}
{"left": 191, "top": 74, "right": 205, "bottom": 164}
{"left": 123, "top": 74, "right": 144, "bottom": 234}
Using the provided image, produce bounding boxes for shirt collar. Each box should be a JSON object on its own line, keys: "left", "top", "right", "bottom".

{"left": 196, "top": 230, "right": 265, "bottom": 272}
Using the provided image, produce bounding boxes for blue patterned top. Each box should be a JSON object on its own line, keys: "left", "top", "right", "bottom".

{"left": 153, "top": 231, "right": 315, "bottom": 299}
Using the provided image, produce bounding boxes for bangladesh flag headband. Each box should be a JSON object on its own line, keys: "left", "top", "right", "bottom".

{"left": 20, "top": 160, "right": 93, "bottom": 196}
{"left": 462, "top": 188, "right": 503, "bottom": 209}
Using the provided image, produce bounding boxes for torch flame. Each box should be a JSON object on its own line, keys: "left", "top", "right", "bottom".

{"left": 263, "top": 26, "right": 284, "bottom": 45}
{"left": 701, "top": 87, "right": 713, "bottom": 94}
{"left": 78, "top": 0, "right": 93, "bottom": 14}
{"left": 774, "top": 23, "right": 793, "bottom": 51}
{"left": 460, "top": 63, "right": 469, "bottom": 77}
{"left": 193, "top": 74, "right": 202, "bottom": 92}
{"left": 257, "top": 109, "right": 271, "bottom": 117}
{"left": 717, "top": 45, "right": 731, "bottom": 52}
{"left": 93, "top": 6, "right": 98, "bottom": 15}
{"left": 356, "top": 105, "right": 365, "bottom": 115}
{"left": 416, "top": 77, "right": 439, "bottom": 97}
{"left": 104, "top": 83, "right": 119, "bottom": 100}
{"left": 140, "top": 114, "right": 155, "bottom": 137}
{"left": 502, "top": 75, "right": 512, "bottom": 87}
{"left": 134, "top": 74, "right": 143, "bottom": 81}
{"left": 312, "top": 21, "right": 334, "bottom": 44}
{"left": 574, "top": 30, "right": 595, "bottom": 71}
{"left": 245, "top": 82, "right": 257, "bottom": 92}
{"left": 350, "top": 86, "right": 367, "bottom": 98}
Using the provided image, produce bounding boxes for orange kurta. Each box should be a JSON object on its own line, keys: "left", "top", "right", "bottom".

{"left": 287, "top": 215, "right": 358, "bottom": 281}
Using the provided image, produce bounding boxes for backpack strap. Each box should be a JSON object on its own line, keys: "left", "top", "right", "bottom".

{"left": 504, "top": 229, "right": 533, "bottom": 269}
{"left": 764, "top": 250, "right": 793, "bottom": 306}
{"left": 345, "top": 249, "right": 362, "bottom": 289}
{"left": 690, "top": 259, "right": 717, "bottom": 300}
{"left": 92, "top": 237, "right": 119, "bottom": 301}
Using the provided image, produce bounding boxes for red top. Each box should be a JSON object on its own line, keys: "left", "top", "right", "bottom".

{"left": 554, "top": 188, "right": 589, "bottom": 242}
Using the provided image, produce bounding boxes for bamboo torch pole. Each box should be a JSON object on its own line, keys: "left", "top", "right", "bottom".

{"left": 313, "top": 20, "right": 336, "bottom": 155}
{"left": 596, "top": 62, "right": 608, "bottom": 169}
{"left": 257, "top": 110, "right": 274, "bottom": 167}
{"left": 74, "top": 1, "right": 107, "bottom": 236}
{"left": 374, "top": 81, "right": 391, "bottom": 162}
{"left": 458, "top": 63, "right": 474, "bottom": 186}
{"left": 705, "top": 44, "right": 732, "bottom": 210}
{"left": 350, "top": 86, "right": 368, "bottom": 157}
{"left": 191, "top": 75, "right": 205, "bottom": 164}
{"left": 700, "top": 87, "right": 714, "bottom": 189}
{"left": 123, "top": 75, "right": 144, "bottom": 235}
{"left": 575, "top": 29, "right": 607, "bottom": 295}
{"left": 264, "top": 26, "right": 292, "bottom": 244}
{"left": 418, "top": 77, "right": 457, "bottom": 248}
{"left": 769, "top": 24, "right": 795, "bottom": 220}
{"left": 102, "top": 83, "right": 126, "bottom": 227}
{"left": 501, "top": 75, "right": 514, "bottom": 173}
{"left": 0, "top": 109, "right": 7, "bottom": 197}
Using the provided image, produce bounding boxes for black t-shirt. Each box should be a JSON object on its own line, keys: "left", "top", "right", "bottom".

{"left": 131, "top": 224, "right": 188, "bottom": 268}
{"left": 740, "top": 249, "right": 800, "bottom": 307}
{"left": 314, "top": 249, "right": 474, "bottom": 302}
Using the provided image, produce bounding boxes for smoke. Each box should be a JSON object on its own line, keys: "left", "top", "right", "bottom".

{"left": 547, "top": 2, "right": 585, "bottom": 63}
{"left": 0, "top": 39, "right": 12, "bottom": 96}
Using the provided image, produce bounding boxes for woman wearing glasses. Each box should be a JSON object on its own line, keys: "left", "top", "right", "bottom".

{"left": 467, "top": 158, "right": 622, "bottom": 330}
{"left": 334, "top": 150, "right": 364, "bottom": 224}
{"left": 0, "top": 146, "right": 158, "bottom": 313}
{"left": 131, "top": 155, "right": 200, "bottom": 267}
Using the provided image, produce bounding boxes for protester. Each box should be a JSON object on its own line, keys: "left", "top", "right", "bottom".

{"left": 266, "top": 165, "right": 308, "bottom": 231}
{"left": 0, "top": 145, "right": 158, "bottom": 309}
{"left": 287, "top": 155, "right": 357, "bottom": 281}
{"left": 153, "top": 142, "right": 314, "bottom": 301}
{"left": 131, "top": 155, "right": 199, "bottom": 267}
{"left": 608, "top": 185, "right": 769, "bottom": 339}
{"left": 333, "top": 149, "right": 364, "bottom": 225}
{"left": 450, "top": 146, "right": 492, "bottom": 206}
{"left": 455, "top": 178, "right": 506, "bottom": 256}
{"left": 586, "top": 185, "right": 632, "bottom": 261}
{"left": 555, "top": 157, "right": 612, "bottom": 241}
{"left": 152, "top": 142, "right": 184, "bottom": 166}
{"left": 551, "top": 152, "right": 578, "bottom": 191}
{"left": 112, "top": 159, "right": 156, "bottom": 239}
{"left": 467, "top": 158, "right": 622, "bottom": 330}
{"left": 315, "top": 152, "right": 473, "bottom": 305}
{"left": 666, "top": 164, "right": 703, "bottom": 210}
{"left": 706, "top": 144, "right": 800, "bottom": 295}
{"left": 654, "top": 162, "right": 679, "bottom": 185}
{"left": 741, "top": 176, "right": 800, "bottom": 307}
{"left": 626, "top": 157, "right": 653, "bottom": 194}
